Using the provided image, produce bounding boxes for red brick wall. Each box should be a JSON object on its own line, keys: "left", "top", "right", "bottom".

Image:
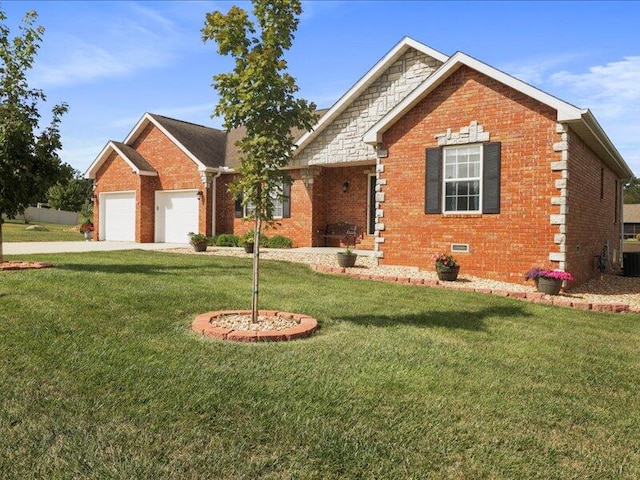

{"left": 229, "top": 171, "right": 315, "bottom": 247}
{"left": 379, "top": 66, "right": 561, "bottom": 284}
{"left": 319, "top": 166, "right": 375, "bottom": 248}
{"left": 220, "top": 166, "right": 376, "bottom": 249}
{"left": 216, "top": 174, "right": 236, "bottom": 236}
{"left": 94, "top": 123, "right": 212, "bottom": 242}
{"left": 94, "top": 151, "right": 140, "bottom": 241}
{"left": 565, "top": 130, "right": 622, "bottom": 284}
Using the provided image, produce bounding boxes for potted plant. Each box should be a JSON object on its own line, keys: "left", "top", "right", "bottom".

{"left": 525, "top": 267, "right": 574, "bottom": 295}
{"left": 242, "top": 231, "right": 255, "bottom": 253}
{"left": 79, "top": 220, "right": 94, "bottom": 240}
{"left": 432, "top": 252, "right": 460, "bottom": 281}
{"left": 188, "top": 232, "right": 210, "bottom": 252}
{"left": 336, "top": 245, "right": 358, "bottom": 268}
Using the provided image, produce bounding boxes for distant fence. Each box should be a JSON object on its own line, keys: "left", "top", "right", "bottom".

{"left": 3, "top": 206, "right": 79, "bottom": 225}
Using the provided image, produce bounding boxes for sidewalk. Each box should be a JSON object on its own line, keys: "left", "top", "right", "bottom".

{"left": 3, "top": 241, "right": 188, "bottom": 255}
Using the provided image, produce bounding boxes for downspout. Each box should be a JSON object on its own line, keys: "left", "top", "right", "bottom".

{"left": 212, "top": 171, "right": 222, "bottom": 236}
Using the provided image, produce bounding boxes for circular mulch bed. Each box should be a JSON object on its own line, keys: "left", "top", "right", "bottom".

{"left": 192, "top": 310, "right": 318, "bottom": 343}
{"left": 1, "top": 261, "right": 53, "bottom": 271}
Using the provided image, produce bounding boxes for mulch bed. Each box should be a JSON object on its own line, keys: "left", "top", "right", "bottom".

{"left": 0, "top": 261, "right": 53, "bottom": 271}
{"left": 192, "top": 310, "right": 318, "bottom": 342}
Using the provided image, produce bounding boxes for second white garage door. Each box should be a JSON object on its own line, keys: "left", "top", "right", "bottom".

{"left": 155, "top": 190, "right": 199, "bottom": 243}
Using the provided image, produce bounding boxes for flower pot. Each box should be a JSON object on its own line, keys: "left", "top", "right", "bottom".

{"left": 83, "top": 231, "right": 93, "bottom": 241}
{"left": 336, "top": 252, "right": 357, "bottom": 268}
{"left": 536, "top": 277, "right": 562, "bottom": 295}
{"left": 437, "top": 265, "right": 460, "bottom": 281}
{"left": 192, "top": 242, "right": 208, "bottom": 252}
{"left": 244, "top": 243, "right": 254, "bottom": 253}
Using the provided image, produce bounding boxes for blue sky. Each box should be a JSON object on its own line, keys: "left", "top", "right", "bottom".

{"left": 3, "top": 1, "right": 639, "bottom": 175}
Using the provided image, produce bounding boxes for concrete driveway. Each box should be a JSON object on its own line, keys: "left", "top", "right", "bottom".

{"left": 3, "top": 241, "right": 187, "bottom": 255}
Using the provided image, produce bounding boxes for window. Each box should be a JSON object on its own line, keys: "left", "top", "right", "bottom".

{"left": 425, "top": 142, "right": 500, "bottom": 215}
{"left": 236, "top": 180, "right": 291, "bottom": 219}
{"left": 443, "top": 145, "right": 482, "bottom": 213}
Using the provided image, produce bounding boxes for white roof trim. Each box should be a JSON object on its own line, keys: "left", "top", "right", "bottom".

{"left": 124, "top": 113, "right": 208, "bottom": 170}
{"left": 292, "top": 37, "right": 448, "bottom": 156}
{"left": 84, "top": 141, "right": 158, "bottom": 179}
{"left": 362, "top": 50, "right": 631, "bottom": 178}
{"left": 363, "top": 51, "right": 584, "bottom": 145}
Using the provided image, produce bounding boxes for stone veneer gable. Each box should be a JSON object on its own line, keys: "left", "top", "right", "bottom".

{"left": 293, "top": 49, "right": 442, "bottom": 167}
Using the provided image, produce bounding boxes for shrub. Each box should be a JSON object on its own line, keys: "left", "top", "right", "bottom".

{"left": 215, "top": 234, "right": 240, "bottom": 247}
{"left": 188, "top": 232, "right": 210, "bottom": 245}
{"left": 207, "top": 235, "right": 217, "bottom": 246}
{"left": 266, "top": 235, "right": 293, "bottom": 248}
{"left": 636, "top": 233, "right": 640, "bottom": 242}
{"left": 242, "top": 230, "right": 268, "bottom": 245}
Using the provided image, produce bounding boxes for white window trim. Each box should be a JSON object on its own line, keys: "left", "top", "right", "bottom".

{"left": 442, "top": 144, "right": 483, "bottom": 214}
{"left": 244, "top": 183, "right": 285, "bottom": 219}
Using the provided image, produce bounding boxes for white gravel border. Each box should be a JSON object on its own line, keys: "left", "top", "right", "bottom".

{"left": 163, "top": 247, "right": 640, "bottom": 311}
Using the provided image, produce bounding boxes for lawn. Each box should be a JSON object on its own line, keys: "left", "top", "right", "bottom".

{"left": 2, "top": 219, "right": 84, "bottom": 242}
{"left": 1, "top": 250, "right": 639, "bottom": 478}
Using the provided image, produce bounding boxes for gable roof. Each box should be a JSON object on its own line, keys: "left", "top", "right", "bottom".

{"left": 363, "top": 51, "right": 632, "bottom": 179}
{"left": 145, "top": 114, "right": 227, "bottom": 169}
{"left": 292, "top": 37, "right": 448, "bottom": 157}
{"left": 85, "top": 140, "right": 158, "bottom": 179}
{"left": 86, "top": 113, "right": 228, "bottom": 178}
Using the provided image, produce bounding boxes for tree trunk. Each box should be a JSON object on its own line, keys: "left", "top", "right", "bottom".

{"left": 0, "top": 221, "right": 3, "bottom": 264}
{"left": 251, "top": 215, "right": 261, "bottom": 323}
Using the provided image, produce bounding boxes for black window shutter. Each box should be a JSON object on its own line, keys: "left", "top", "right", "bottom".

{"left": 482, "top": 142, "right": 501, "bottom": 214}
{"left": 425, "top": 147, "right": 442, "bottom": 214}
{"left": 282, "top": 180, "right": 291, "bottom": 218}
{"left": 234, "top": 195, "right": 243, "bottom": 218}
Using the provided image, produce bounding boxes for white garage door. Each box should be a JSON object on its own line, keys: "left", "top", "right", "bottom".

{"left": 102, "top": 192, "right": 135, "bottom": 241}
{"left": 155, "top": 190, "right": 199, "bottom": 243}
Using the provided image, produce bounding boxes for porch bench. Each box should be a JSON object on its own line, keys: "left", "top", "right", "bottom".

{"left": 319, "top": 222, "right": 357, "bottom": 247}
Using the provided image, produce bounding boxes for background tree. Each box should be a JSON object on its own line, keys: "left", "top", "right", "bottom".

{"left": 0, "top": 8, "right": 68, "bottom": 262}
{"left": 624, "top": 177, "right": 640, "bottom": 204}
{"left": 47, "top": 171, "right": 93, "bottom": 213}
{"left": 202, "top": 0, "right": 317, "bottom": 322}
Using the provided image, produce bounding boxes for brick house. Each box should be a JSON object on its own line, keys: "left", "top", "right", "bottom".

{"left": 86, "top": 37, "right": 632, "bottom": 285}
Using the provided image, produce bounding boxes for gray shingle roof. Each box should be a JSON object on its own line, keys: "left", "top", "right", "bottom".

{"left": 112, "top": 141, "right": 157, "bottom": 173}
{"left": 149, "top": 114, "right": 227, "bottom": 169}
{"left": 224, "top": 108, "right": 329, "bottom": 169}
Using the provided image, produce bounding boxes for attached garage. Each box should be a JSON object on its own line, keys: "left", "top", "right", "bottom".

{"left": 100, "top": 191, "right": 136, "bottom": 241}
{"left": 155, "top": 190, "right": 199, "bottom": 243}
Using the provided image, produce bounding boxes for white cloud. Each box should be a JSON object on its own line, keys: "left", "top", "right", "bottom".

{"left": 547, "top": 56, "right": 640, "bottom": 174}
{"left": 550, "top": 56, "right": 640, "bottom": 116}
{"left": 500, "top": 52, "right": 587, "bottom": 85}
{"left": 31, "top": 4, "right": 183, "bottom": 88}
{"left": 108, "top": 103, "right": 217, "bottom": 130}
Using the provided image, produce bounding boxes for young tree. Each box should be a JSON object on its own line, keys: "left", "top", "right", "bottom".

{"left": 0, "top": 9, "right": 68, "bottom": 261}
{"left": 202, "top": 0, "right": 317, "bottom": 322}
{"left": 624, "top": 177, "right": 640, "bottom": 204}
{"left": 47, "top": 172, "right": 93, "bottom": 213}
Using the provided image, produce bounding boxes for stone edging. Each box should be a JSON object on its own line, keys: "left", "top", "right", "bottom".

{"left": 192, "top": 310, "right": 318, "bottom": 342}
{"left": 0, "top": 261, "right": 53, "bottom": 271}
{"left": 311, "top": 264, "right": 639, "bottom": 314}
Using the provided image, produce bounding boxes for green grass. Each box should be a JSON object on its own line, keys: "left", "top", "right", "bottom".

{"left": 1, "top": 250, "right": 639, "bottom": 478}
{"left": 2, "top": 219, "right": 84, "bottom": 242}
